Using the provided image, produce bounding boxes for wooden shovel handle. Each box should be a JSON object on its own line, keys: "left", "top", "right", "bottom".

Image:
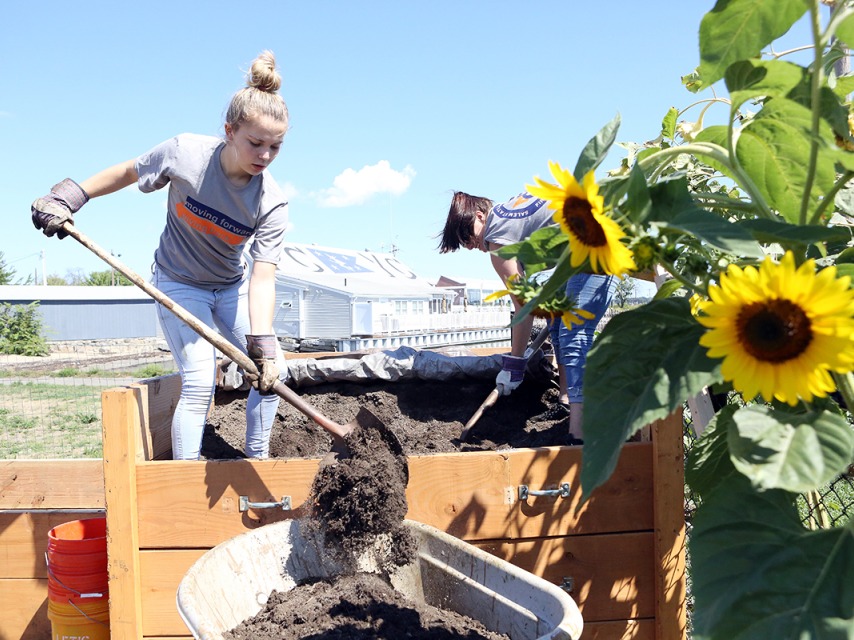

{"left": 61, "top": 222, "right": 350, "bottom": 440}
{"left": 459, "top": 324, "right": 551, "bottom": 442}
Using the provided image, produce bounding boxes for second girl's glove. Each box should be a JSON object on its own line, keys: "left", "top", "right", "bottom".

{"left": 244, "top": 334, "right": 280, "bottom": 394}
{"left": 496, "top": 354, "right": 526, "bottom": 396}
{"left": 31, "top": 178, "right": 90, "bottom": 239}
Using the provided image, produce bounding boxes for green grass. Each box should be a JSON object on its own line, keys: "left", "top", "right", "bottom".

{"left": 0, "top": 381, "right": 113, "bottom": 458}
{"left": 0, "top": 363, "right": 176, "bottom": 380}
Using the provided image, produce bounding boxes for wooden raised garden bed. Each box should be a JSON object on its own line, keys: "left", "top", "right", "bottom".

{"left": 1, "top": 348, "right": 686, "bottom": 640}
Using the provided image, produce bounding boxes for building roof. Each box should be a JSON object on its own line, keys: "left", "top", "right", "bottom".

{"left": 275, "top": 243, "right": 450, "bottom": 299}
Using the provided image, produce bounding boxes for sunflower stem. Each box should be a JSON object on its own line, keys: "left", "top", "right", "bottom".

{"left": 809, "top": 170, "right": 854, "bottom": 225}
{"left": 832, "top": 371, "right": 854, "bottom": 414}
{"left": 798, "top": 1, "right": 825, "bottom": 226}
{"left": 637, "top": 143, "right": 775, "bottom": 219}
{"left": 658, "top": 259, "right": 704, "bottom": 295}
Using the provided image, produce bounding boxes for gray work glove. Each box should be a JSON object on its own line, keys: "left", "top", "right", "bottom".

{"left": 496, "top": 354, "right": 526, "bottom": 396}
{"left": 31, "top": 178, "right": 89, "bottom": 239}
{"left": 244, "top": 334, "right": 280, "bottom": 394}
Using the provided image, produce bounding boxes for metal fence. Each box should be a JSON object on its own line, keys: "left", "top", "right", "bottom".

{"left": 0, "top": 338, "right": 174, "bottom": 458}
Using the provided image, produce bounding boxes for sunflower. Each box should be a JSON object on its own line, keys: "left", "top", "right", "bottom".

{"left": 484, "top": 276, "right": 595, "bottom": 329}
{"left": 696, "top": 252, "right": 854, "bottom": 405}
{"left": 526, "top": 161, "right": 637, "bottom": 276}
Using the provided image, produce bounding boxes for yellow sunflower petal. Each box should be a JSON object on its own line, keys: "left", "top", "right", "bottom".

{"left": 697, "top": 250, "right": 854, "bottom": 405}
{"left": 483, "top": 289, "right": 510, "bottom": 303}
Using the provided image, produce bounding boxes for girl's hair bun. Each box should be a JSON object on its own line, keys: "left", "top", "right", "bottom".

{"left": 247, "top": 50, "right": 281, "bottom": 94}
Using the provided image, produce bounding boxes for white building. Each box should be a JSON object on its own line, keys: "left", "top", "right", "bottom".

{"left": 271, "top": 243, "right": 511, "bottom": 351}
{"left": 0, "top": 244, "right": 512, "bottom": 351}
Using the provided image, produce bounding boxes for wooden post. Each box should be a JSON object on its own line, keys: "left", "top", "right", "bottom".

{"left": 102, "top": 386, "right": 144, "bottom": 639}
{"left": 652, "top": 410, "right": 687, "bottom": 640}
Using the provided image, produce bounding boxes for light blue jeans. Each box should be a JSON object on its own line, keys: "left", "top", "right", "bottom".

{"left": 549, "top": 273, "right": 617, "bottom": 404}
{"left": 153, "top": 268, "right": 280, "bottom": 460}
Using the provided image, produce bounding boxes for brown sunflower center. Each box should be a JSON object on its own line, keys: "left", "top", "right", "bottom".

{"left": 563, "top": 197, "right": 607, "bottom": 247}
{"left": 737, "top": 299, "right": 812, "bottom": 363}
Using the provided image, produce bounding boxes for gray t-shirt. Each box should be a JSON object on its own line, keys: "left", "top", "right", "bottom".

{"left": 483, "top": 191, "right": 555, "bottom": 247}
{"left": 135, "top": 133, "right": 289, "bottom": 289}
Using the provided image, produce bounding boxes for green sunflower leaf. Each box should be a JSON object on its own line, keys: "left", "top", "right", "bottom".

{"left": 653, "top": 277, "right": 684, "bottom": 299}
{"left": 830, "top": 74, "right": 854, "bottom": 101}
{"left": 685, "top": 405, "right": 739, "bottom": 499}
{"left": 726, "top": 59, "right": 804, "bottom": 114}
{"left": 725, "top": 60, "right": 850, "bottom": 137}
{"left": 736, "top": 218, "right": 851, "bottom": 247}
{"left": 691, "top": 474, "right": 854, "bottom": 640}
{"left": 736, "top": 98, "right": 836, "bottom": 224}
{"left": 641, "top": 176, "right": 762, "bottom": 256}
{"left": 573, "top": 113, "right": 621, "bottom": 183}
{"left": 695, "top": 0, "right": 810, "bottom": 91}
{"left": 580, "top": 298, "right": 722, "bottom": 499}
{"left": 664, "top": 209, "right": 763, "bottom": 258}
{"left": 728, "top": 404, "right": 854, "bottom": 493}
{"left": 661, "top": 106, "right": 678, "bottom": 141}
{"left": 693, "top": 125, "right": 738, "bottom": 180}
{"left": 622, "top": 163, "right": 653, "bottom": 224}
{"left": 836, "top": 264, "right": 854, "bottom": 285}
{"left": 832, "top": 11, "right": 854, "bottom": 50}
{"left": 492, "top": 225, "right": 567, "bottom": 275}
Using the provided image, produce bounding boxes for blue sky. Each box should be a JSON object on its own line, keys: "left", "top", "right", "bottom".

{"left": 0, "top": 1, "right": 810, "bottom": 294}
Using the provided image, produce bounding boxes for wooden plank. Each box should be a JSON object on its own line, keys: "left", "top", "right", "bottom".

{"left": 0, "top": 510, "right": 105, "bottom": 578}
{"left": 135, "top": 374, "right": 181, "bottom": 461}
{"left": 478, "top": 532, "right": 655, "bottom": 622}
{"left": 136, "top": 533, "right": 655, "bottom": 638}
{"left": 140, "top": 549, "right": 204, "bottom": 637}
{"left": 506, "top": 443, "right": 653, "bottom": 537}
{"left": 102, "top": 386, "right": 145, "bottom": 640}
{"left": 0, "top": 459, "right": 104, "bottom": 509}
{"left": 0, "top": 578, "right": 51, "bottom": 640}
{"left": 581, "top": 619, "right": 655, "bottom": 640}
{"left": 136, "top": 458, "right": 318, "bottom": 548}
{"left": 134, "top": 445, "right": 654, "bottom": 548}
{"left": 404, "top": 450, "right": 514, "bottom": 539}
{"left": 652, "top": 411, "right": 688, "bottom": 640}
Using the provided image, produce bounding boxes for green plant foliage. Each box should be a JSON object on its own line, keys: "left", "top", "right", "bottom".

{"left": 0, "top": 302, "right": 49, "bottom": 356}
{"left": 691, "top": 476, "right": 854, "bottom": 639}
{"left": 502, "top": 1, "right": 854, "bottom": 637}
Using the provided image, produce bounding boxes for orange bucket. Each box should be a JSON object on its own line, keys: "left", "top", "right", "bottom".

{"left": 47, "top": 597, "right": 109, "bottom": 640}
{"left": 46, "top": 517, "right": 108, "bottom": 604}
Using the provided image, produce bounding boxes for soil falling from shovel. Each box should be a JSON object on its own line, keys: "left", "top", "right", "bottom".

{"left": 212, "top": 377, "right": 563, "bottom": 639}
{"left": 306, "top": 409, "right": 416, "bottom": 573}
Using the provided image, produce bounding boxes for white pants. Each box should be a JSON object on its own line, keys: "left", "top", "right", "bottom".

{"left": 153, "top": 268, "right": 280, "bottom": 460}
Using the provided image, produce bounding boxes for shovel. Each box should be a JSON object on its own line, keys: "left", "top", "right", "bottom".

{"left": 459, "top": 325, "right": 551, "bottom": 442}
{"left": 60, "top": 222, "right": 407, "bottom": 474}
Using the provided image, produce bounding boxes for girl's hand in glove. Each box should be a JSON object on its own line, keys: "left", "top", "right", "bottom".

{"left": 244, "top": 334, "right": 280, "bottom": 393}
{"left": 496, "top": 354, "right": 526, "bottom": 395}
{"left": 31, "top": 179, "right": 89, "bottom": 239}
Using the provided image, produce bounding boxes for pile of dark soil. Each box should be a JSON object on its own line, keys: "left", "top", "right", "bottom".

{"left": 202, "top": 377, "right": 570, "bottom": 460}
{"left": 203, "top": 374, "right": 567, "bottom": 639}
{"left": 222, "top": 572, "right": 509, "bottom": 640}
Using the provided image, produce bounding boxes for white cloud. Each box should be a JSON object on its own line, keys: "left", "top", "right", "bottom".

{"left": 314, "top": 161, "right": 415, "bottom": 208}
{"left": 280, "top": 181, "right": 299, "bottom": 203}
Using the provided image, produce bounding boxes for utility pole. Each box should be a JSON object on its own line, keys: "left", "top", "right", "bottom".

{"left": 40, "top": 250, "right": 46, "bottom": 285}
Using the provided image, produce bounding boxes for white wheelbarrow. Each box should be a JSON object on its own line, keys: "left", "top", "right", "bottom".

{"left": 176, "top": 518, "right": 582, "bottom": 640}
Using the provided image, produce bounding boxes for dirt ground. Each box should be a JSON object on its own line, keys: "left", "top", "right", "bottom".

{"left": 222, "top": 572, "right": 510, "bottom": 640}
{"left": 204, "top": 371, "right": 568, "bottom": 639}
{"left": 202, "top": 377, "right": 570, "bottom": 460}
